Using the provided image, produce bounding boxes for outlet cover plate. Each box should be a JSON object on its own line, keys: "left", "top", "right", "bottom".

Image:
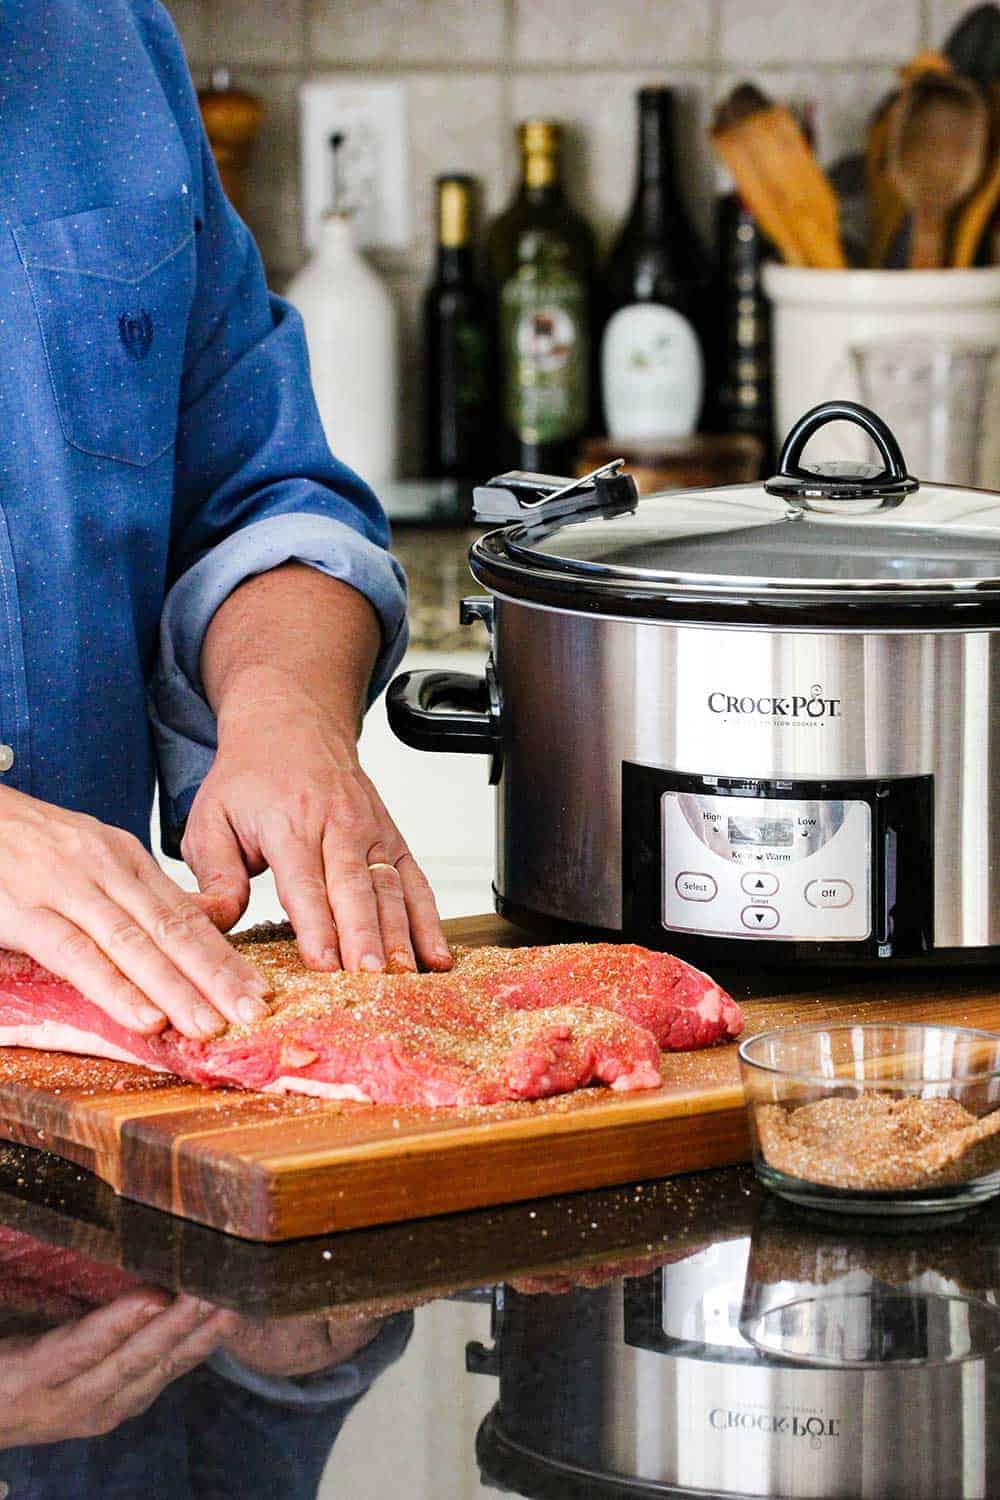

{"left": 300, "top": 78, "right": 410, "bottom": 253}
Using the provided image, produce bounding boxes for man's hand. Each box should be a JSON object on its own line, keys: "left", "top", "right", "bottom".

{"left": 183, "top": 683, "right": 450, "bottom": 974}
{"left": 221, "top": 1308, "right": 385, "bottom": 1379}
{"left": 0, "top": 787, "right": 272, "bottom": 1037}
{"left": 0, "top": 1291, "right": 238, "bottom": 1449}
{"left": 192, "top": 564, "right": 452, "bottom": 974}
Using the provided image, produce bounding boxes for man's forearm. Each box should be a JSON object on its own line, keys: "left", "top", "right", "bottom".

{"left": 200, "top": 563, "right": 382, "bottom": 741}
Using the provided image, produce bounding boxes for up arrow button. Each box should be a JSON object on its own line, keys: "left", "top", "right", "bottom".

{"left": 741, "top": 871, "right": 779, "bottom": 897}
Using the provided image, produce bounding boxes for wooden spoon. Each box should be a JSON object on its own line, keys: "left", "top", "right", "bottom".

{"left": 952, "top": 82, "right": 1000, "bottom": 266}
{"left": 866, "top": 54, "right": 953, "bottom": 267}
{"left": 886, "top": 72, "right": 991, "bottom": 269}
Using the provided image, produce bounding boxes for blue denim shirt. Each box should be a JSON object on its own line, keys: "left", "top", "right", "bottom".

{"left": 0, "top": 0, "right": 407, "bottom": 850}
{"left": 0, "top": 0, "right": 412, "bottom": 1487}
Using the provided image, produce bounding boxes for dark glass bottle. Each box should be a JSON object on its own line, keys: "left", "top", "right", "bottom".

{"left": 713, "top": 181, "right": 774, "bottom": 466}
{"left": 487, "top": 120, "right": 596, "bottom": 474}
{"left": 599, "top": 87, "right": 713, "bottom": 440}
{"left": 423, "top": 175, "right": 492, "bottom": 492}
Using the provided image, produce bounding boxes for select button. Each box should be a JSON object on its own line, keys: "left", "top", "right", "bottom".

{"left": 805, "top": 879, "right": 854, "bottom": 909}
{"left": 675, "top": 871, "right": 718, "bottom": 903}
{"left": 741, "top": 905, "right": 779, "bottom": 931}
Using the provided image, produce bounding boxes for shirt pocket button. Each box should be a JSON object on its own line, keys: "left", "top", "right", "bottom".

{"left": 0, "top": 746, "right": 14, "bottom": 773}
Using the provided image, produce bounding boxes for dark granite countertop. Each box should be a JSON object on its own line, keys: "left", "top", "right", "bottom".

{"left": 1, "top": 1137, "right": 998, "bottom": 1494}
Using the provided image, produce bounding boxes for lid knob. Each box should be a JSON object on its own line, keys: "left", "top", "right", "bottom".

{"left": 765, "top": 400, "right": 919, "bottom": 507}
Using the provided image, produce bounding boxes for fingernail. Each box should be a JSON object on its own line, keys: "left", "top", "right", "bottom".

{"left": 388, "top": 948, "right": 416, "bottom": 973}
{"left": 197, "top": 1299, "right": 220, "bottom": 1318}
{"left": 194, "top": 1004, "right": 226, "bottom": 1037}
{"left": 248, "top": 975, "right": 272, "bottom": 997}
{"left": 320, "top": 947, "right": 341, "bottom": 969}
{"left": 360, "top": 953, "right": 385, "bottom": 973}
{"left": 136, "top": 1004, "right": 166, "bottom": 1030}
{"left": 237, "top": 995, "right": 270, "bottom": 1024}
{"left": 434, "top": 945, "right": 452, "bottom": 962}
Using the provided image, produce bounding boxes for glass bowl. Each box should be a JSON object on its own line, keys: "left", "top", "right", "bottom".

{"left": 738, "top": 1023, "right": 1000, "bottom": 1216}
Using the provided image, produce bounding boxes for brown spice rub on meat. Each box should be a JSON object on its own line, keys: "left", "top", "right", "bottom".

{"left": 0, "top": 926, "right": 726, "bottom": 1108}
{"left": 0, "top": 923, "right": 740, "bottom": 1108}
{"left": 756, "top": 1093, "right": 1000, "bottom": 1192}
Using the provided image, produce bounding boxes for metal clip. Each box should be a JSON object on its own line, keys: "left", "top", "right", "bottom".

{"left": 522, "top": 458, "right": 626, "bottom": 507}
{"left": 472, "top": 459, "right": 633, "bottom": 526}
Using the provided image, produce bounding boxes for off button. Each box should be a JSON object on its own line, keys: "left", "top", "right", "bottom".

{"left": 805, "top": 880, "right": 853, "bottom": 909}
{"left": 675, "top": 871, "right": 718, "bottom": 902}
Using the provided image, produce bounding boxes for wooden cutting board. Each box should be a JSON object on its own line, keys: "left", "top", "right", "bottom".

{"left": 1, "top": 914, "right": 999, "bottom": 1242}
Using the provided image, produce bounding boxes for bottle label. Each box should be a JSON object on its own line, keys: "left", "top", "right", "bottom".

{"left": 501, "top": 271, "right": 587, "bottom": 445}
{"left": 601, "top": 303, "right": 703, "bottom": 439}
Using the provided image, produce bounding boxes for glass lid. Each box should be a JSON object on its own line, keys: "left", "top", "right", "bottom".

{"left": 496, "top": 402, "right": 1000, "bottom": 597}
{"left": 506, "top": 484, "right": 1000, "bottom": 594}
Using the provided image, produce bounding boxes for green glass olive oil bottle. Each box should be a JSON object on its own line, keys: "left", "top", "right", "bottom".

{"left": 487, "top": 120, "right": 596, "bottom": 474}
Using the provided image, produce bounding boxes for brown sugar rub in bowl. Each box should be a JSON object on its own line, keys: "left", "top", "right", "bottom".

{"left": 738, "top": 1022, "right": 1000, "bottom": 1213}
{"left": 754, "top": 1093, "right": 1000, "bottom": 1193}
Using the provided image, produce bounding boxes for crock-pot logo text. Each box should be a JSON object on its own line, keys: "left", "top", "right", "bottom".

{"left": 708, "top": 1408, "right": 840, "bottom": 1449}
{"left": 707, "top": 684, "right": 842, "bottom": 721}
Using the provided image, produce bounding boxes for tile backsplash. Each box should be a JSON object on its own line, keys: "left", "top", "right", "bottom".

{"left": 166, "top": 0, "right": 953, "bottom": 473}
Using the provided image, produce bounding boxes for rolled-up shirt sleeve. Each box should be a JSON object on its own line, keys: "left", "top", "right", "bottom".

{"left": 136, "top": 1, "right": 407, "bottom": 835}
{"left": 206, "top": 1310, "right": 414, "bottom": 1409}
{"left": 150, "top": 510, "right": 408, "bottom": 843}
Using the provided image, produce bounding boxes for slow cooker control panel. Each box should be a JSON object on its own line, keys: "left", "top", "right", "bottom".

{"left": 621, "top": 766, "right": 934, "bottom": 961}
{"left": 661, "top": 792, "right": 872, "bottom": 941}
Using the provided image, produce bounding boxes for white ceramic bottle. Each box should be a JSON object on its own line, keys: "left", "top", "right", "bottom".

{"left": 286, "top": 137, "right": 399, "bottom": 488}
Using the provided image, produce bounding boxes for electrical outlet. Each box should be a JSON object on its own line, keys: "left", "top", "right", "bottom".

{"left": 300, "top": 79, "right": 410, "bottom": 254}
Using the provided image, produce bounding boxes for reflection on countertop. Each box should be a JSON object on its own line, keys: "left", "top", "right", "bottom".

{"left": 391, "top": 524, "right": 484, "bottom": 652}
{"left": 2, "top": 1139, "right": 1000, "bottom": 1497}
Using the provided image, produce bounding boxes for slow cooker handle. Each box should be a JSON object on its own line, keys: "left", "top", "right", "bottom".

{"left": 778, "top": 400, "right": 909, "bottom": 480}
{"left": 768, "top": 400, "right": 918, "bottom": 501}
{"left": 387, "top": 668, "right": 502, "bottom": 767}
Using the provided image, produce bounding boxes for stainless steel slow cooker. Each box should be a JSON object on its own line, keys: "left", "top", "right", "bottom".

{"left": 388, "top": 400, "right": 1000, "bottom": 967}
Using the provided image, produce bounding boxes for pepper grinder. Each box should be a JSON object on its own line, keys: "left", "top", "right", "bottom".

{"left": 197, "top": 67, "right": 264, "bottom": 216}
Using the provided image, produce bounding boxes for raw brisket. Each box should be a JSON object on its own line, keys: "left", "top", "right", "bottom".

{"left": 483, "top": 943, "right": 743, "bottom": 1050}
{"left": 0, "top": 930, "right": 741, "bottom": 1107}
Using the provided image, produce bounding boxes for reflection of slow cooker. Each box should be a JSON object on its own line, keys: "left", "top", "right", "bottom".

{"left": 389, "top": 400, "right": 1000, "bottom": 967}
{"left": 470, "top": 1233, "right": 1000, "bottom": 1499}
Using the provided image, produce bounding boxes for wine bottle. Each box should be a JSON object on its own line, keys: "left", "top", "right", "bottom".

{"left": 423, "top": 175, "right": 492, "bottom": 492}
{"left": 487, "top": 120, "right": 595, "bottom": 473}
{"left": 600, "top": 87, "right": 713, "bottom": 440}
{"left": 713, "top": 168, "right": 774, "bottom": 464}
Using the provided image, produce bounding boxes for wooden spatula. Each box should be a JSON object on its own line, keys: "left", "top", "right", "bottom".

{"left": 886, "top": 71, "right": 991, "bottom": 268}
{"left": 711, "top": 84, "right": 847, "bottom": 269}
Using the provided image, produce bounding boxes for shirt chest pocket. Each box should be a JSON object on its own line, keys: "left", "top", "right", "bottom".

{"left": 13, "top": 191, "right": 196, "bottom": 468}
